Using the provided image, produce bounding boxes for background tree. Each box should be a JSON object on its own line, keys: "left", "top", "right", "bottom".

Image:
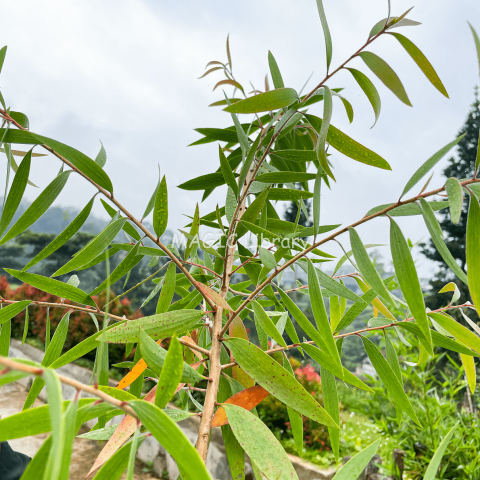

{"left": 421, "top": 88, "right": 480, "bottom": 314}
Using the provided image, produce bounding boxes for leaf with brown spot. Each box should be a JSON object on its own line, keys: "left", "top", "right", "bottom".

{"left": 211, "top": 385, "right": 269, "bottom": 428}
{"left": 195, "top": 282, "right": 233, "bottom": 311}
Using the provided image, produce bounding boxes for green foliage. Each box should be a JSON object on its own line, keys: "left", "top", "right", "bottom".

{"left": 0, "top": 7, "right": 479, "bottom": 480}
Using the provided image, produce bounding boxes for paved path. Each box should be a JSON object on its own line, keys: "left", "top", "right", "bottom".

{"left": 0, "top": 381, "right": 159, "bottom": 480}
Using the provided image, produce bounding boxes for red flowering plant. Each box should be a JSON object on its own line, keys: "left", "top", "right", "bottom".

{"left": 0, "top": 276, "right": 142, "bottom": 365}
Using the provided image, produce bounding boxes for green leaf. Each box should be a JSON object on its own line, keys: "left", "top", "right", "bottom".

{"left": 5, "top": 269, "right": 95, "bottom": 307}
{"left": 95, "top": 141, "right": 107, "bottom": 168}
{"left": 365, "top": 200, "right": 449, "bottom": 217}
{"left": 155, "top": 334, "right": 183, "bottom": 408}
{"left": 0, "top": 170, "right": 71, "bottom": 246}
{"left": 429, "top": 312, "right": 480, "bottom": 354}
{"left": 43, "top": 369, "right": 65, "bottom": 480}
{"left": 469, "top": 22, "right": 480, "bottom": 77}
{"left": 268, "top": 51, "right": 285, "bottom": 89}
{"left": 467, "top": 192, "right": 480, "bottom": 313}
{"left": 156, "top": 263, "right": 176, "bottom": 313}
{"left": 424, "top": 423, "right": 458, "bottom": 480}
{"left": 362, "top": 336, "right": 421, "bottom": 425}
{"left": 90, "top": 242, "right": 143, "bottom": 296}
{"left": 282, "top": 355, "right": 303, "bottom": 456}
{"left": 219, "top": 145, "right": 239, "bottom": 197}
{"left": 192, "top": 127, "right": 239, "bottom": 144}
{"left": 236, "top": 189, "right": 271, "bottom": 239}
{"left": 238, "top": 134, "right": 261, "bottom": 194}
{"left": 224, "top": 95, "right": 250, "bottom": 155}
{"left": 139, "top": 329, "right": 205, "bottom": 384}
{"left": 222, "top": 425, "right": 245, "bottom": 480}
{"left": 130, "top": 400, "right": 213, "bottom": 480}
{"left": 101, "top": 309, "right": 203, "bottom": 344}
{"left": 358, "top": 51, "right": 411, "bottom": 106}
{"left": 445, "top": 177, "right": 463, "bottom": 224}
{"left": 349, "top": 227, "right": 393, "bottom": 305}
{"left": 316, "top": 0, "right": 332, "bottom": 70}
{"left": 0, "top": 317, "right": 11, "bottom": 356}
{"left": 320, "top": 365, "right": 339, "bottom": 460}
{"left": 267, "top": 187, "right": 313, "bottom": 201}
{"left": 223, "top": 404, "right": 298, "bottom": 480}
{"left": 397, "top": 321, "right": 479, "bottom": 357}
{"left": 332, "top": 439, "right": 381, "bottom": 480}
{"left": 258, "top": 247, "right": 277, "bottom": 271}
{"left": 19, "top": 436, "right": 51, "bottom": 480}
{"left": 277, "top": 287, "right": 328, "bottom": 352}
{"left": 143, "top": 165, "right": 161, "bottom": 220}
{"left": 52, "top": 217, "right": 126, "bottom": 276}
{"left": 22, "top": 197, "right": 95, "bottom": 271}
{"left": 388, "top": 32, "right": 448, "bottom": 97}
{"left": 0, "top": 148, "right": 32, "bottom": 237}
{"left": 255, "top": 171, "right": 316, "bottom": 184}
{"left": 316, "top": 86, "right": 334, "bottom": 181}
{"left": 227, "top": 337, "right": 339, "bottom": 428}
{"left": 224, "top": 88, "right": 298, "bottom": 114}
{"left": 390, "top": 218, "right": 433, "bottom": 354}
{"left": 401, "top": 135, "right": 464, "bottom": 198}
{"left": 347, "top": 68, "right": 381, "bottom": 127}
{"left": 178, "top": 172, "right": 237, "bottom": 191}
{"left": 153, "top": 175, "right": 168, "bottom": 237}
{"left": 304, "top": 114, "right": 390, "bottom": 170}
{"left": 0, "top": 300, "right": 31, "bottom": 326}
{"left": 252, "top": 300, "right": 286, "bottom": 347}
{"left": 419, "top": 198, "right": 468, "bottom": 285}
{"left": 10, "top": 111, "right": 29, "bottom": 129}
{"left": 185, "top": 203, "right": 200, "bottom": 261}
{"left": 125, "top": 423, "right": 139, "bottom": 480}
{"left": 60, "top": 391, "right": 79, "bottom": 480}
{"left": 0, "top": 46, "right": 7, "bottom": 74}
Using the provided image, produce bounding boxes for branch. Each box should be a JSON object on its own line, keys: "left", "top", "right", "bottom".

{"left": 220, "top": 303, "right": 473, "bottom": 370}
{"left": 0, "top": 355, "right": 139, "bottom": 419}
{"left": 0, "top": 298, "right": 210, "bottom": 357}
{"left": 220, "top": 178, "right": 480, "bottom": 337}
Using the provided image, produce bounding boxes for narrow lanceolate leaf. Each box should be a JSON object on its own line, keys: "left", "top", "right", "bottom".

{"left": 445, "top": 177, "right": 463, "bottom": 224}
{"left": 177, "top": 172, "right": 227, "bottom": 191}
{"left": 333, "top": 439, "right": 381, "bottom": 480}
{"left": 43, "top": 369, "right": 66, "bottom": 480}
{"left": 347, "top": 68, "right": 381, "bottom": 127}
{"left": 222, "top": 425, "right": 245, "bottom": 480}
{"left": 320, "top": 365, "right": 340, "bottom": 460}
{"left": 143, "top": 165, "right": 161, "bottom": 220}
{"left": 157, "top": 263, "right": 176, "bottom": 313}
{"left": 349, "top": 227, "right": 393, "bottom": 305}
{"left": 277, "top": 287, "right": 328, "bottom": 352}
{"left": 255, "top": 171, "right": 316, "bottom": 184}
{"left": 0, "top": 149, "right": 31, "bottom": 237}
{"left": 90, "top": 242, "right": 143, "bottom": 296}
{"left": 101, "top": 309, "right": 204, "bottom": 344}
{"left": 219, "top": 145, "right": 239, "bottom": 197}
{"left": 155, "top": 335, "right": 184, "bottom": 408}
{"left": 224, "top": 88, "right": 298, "bottom": 114}
{"left": 212, "top": 385, "right": 270, "bottom": 428}
{"left": 389, "top": 33, "right": 448, "bottom": 97}
{"left": 358, "top": 51, "right": 411, "bottom": 106}
{"left": 268, "top": 51, "right": 285, "bottom": 89}
{"left": 223, "top": 404, "right": 298, "bottom": 480}
{"left": 469, "top": 23, "right": 480, "bottom": 77}
{"left": 390, "top": 219, "right": 433, "bottom": 354}
{"left": 252, "top": 301, "right": 287, "bottom": 347}
{"left": 0, "top": 170, "right": 71, "bottom": 246}
{"left": 130, "top": 401, "right": 213, "bottom": 480}
{"left": 311, "top": 265, "right": 365, "bottom": 304}
{"left": 139, "top": 329, "right": 206, "bottom": 384}
{"left": 185, "top": 203, "right": 200, "bottom": 261}
{"left": 316, "top": 86, "right": 334, "bottom": 180}
{"left": 316, "top": 0, "right": 333, "bottom": 70}
{"left": 195, "top": 282, "right": 232, "bottom": 311}
{"left": 153, "top": 175, "right": 168, "bottom": 237}
{"left": 258, "top": 247, "right": 276, "bottom": 271}
{"left": 401, "top": 135, "right": 464, "bottom": 198}
{"left": 125, "top": 424, "right": 139, "bottom": 480}
{"left": 419, "top": 198, "right": 468, "bottom": 285}
{"left": 95, "top": 141, "right": 107, "bottom": 168}
{"left": 0, "top": 301, "right": 31, "bottom": 326}
{"left": 23, "top": 197, "right": 94, "bottom": 271}
{"left": 307, "top": 260, "right": 341, "bottom": 369}
{"left": 423, "top": 423, "right": 458, "bottom": 480}
{"left": 304, "top": 114, "right": 390, "bottom": 170}
{"left": 283, "top": 356, "right": 304, "bottom": 456}
{"left": 362, "top": 336, "right": 421, "bottom": 426}
{"left": 429, "top": 312, "right": 480, "bottom": 354}
{"left": 100, "top": 199, "right": 141, "bottom": 241}
{"left": 4, "top": 269, "right": 96, "bottom": 307}
{"left": 365, "top": 200, "right": 449, "bottom": 217}
{"left": 59, "top": 392, "right": 79, "bottom": 480}
{"left": 227, "top": 338, "right": 339, "bottom": 428}
{"left": 461, "top": 353, "right": 476, "bottom": 394}
{"left": 52, "top": 217, "right": 126, "bottom": 276}
{"left": 467, "top": 193, "right": 480, "bottom": 313}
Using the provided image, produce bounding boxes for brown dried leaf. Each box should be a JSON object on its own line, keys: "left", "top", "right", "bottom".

{"left": 213, "top": 79, "right": 244, "bottom": 93}
{"left": 194, "top": 282, "right": 233, "bottom": 311}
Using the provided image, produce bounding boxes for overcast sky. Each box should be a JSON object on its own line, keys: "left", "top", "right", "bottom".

{"left": 1, "top": 0, "right": 480, "bottom": 276}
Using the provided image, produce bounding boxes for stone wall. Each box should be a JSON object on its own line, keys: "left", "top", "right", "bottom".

{"left": 8, "top": 339, "right": 336, "bottom": 480}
